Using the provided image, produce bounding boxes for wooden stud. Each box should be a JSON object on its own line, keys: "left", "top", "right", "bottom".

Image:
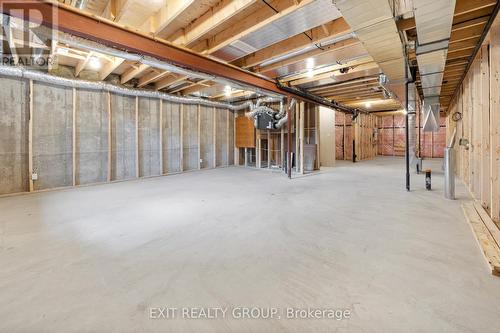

{"left": 315, "top": 106, "right": 320, "bottom": 170}
{"left": 213, "top": 107, "right": 217, "bottom": 168}
{"left": 296, "top": 102, "right": 300, "bottom": 172}
{"left": 180, "top": 104, "right": 184, "bottom": 172}
{"left": 491, "top": 21, "right": 500, "bottom": 222}
{"left": 480, "top": 45, "right": 491, "bottom": 209}
{"left": 256, "top": 129, "right": 261, "bottom": 168}
{"left": 28, "top": 80, "right": 34, "bottom": 192}
{"left": 72, "top": 87, "right": 77, "bottom": 186}
{"left": 197, "top": 104, "right": 201, "bottom": 170}
{"left": 159, "top": 99, "right": 164, "bottom": 175}
{"left": 107, "top": 91, "right": 112, "bottom": 182}
{"left": 300, "top": 102, "right": 305, "bottom": 174}
{"left": 280, "top": 126, "right": 284, "bottom": 169}
{"left": 135, "top": 96, "right": 139, "bottom": 178}
{"left": 268, "top": 130, "right": 271, "bottom": 169}
{"left": 226, "top": 110, "right": 230, "bottom": 167}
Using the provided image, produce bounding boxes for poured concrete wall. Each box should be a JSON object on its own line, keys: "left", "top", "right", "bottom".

{"left": 183, "top": 104, "right": 199, "bottom": 171}
{"left": 32, "top": 82, "right": 73, "bottom": 191}
{"left": 216, "top": 108, "right": 228, "bottom": 167}
{"left": 75, "top": 89, "right": 108, "bottom": 185}
{"left": 138, "top": 98, "right": 161, "bottom": 177}
{"left": 110, "top": 94, "right": 137, "bottom": 181}
{"left": 0, "top": 77, "right": 29, "bottom": 195}
{"left": 0, "top": 77, "right": 235, "bottom": 195}
{"left": 199, "top": 106, "right": 214, "bottom": 169}
{"left": 163, "top": 103, "right": 181, "bottom": 174}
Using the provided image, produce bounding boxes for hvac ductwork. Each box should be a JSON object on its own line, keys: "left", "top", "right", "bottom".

{"left": 243, "top": 97, "right": 289, "bottom": 129}
{"left": 414, "top": 0, "right": 456, "bottom": 132}
{"left": 32, "top": 24, "right": 283, "bottom": 99}
{"left": 333, "top": 0, "right": 406, "bottom": 93}
{"left": 0, "top": 65, "right": 248, "bottom": 110}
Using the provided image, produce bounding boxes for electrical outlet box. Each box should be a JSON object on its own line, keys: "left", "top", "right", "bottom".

{"left": 31, "top": 173, "right": 38, "bottom": 181}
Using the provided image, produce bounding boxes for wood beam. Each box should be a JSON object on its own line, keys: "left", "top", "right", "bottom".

{"left": 232, "top": 17, "right": 351, "bottom": 69}
{"left": 75, "top": 51, "right": 92, "bottom": 76}
{"left": 120, "top": 63, "right": 149, "bottom": 84}
{"left": 396, "top": 17, "right": 416, "bottom": 31}
{"left": 99, "top": 56, "right": 125, "bottom": 80}
{"left": 170, "top": 0, "right": 257, "bottom": 47}
{"left": 454, "top": 0, "right": 496, "bottom": 16}
{"left": 137, "top": 69, "right": 169, "bottom": 88}
{"left": 147, "top": 0, "right": 197, "bottom": 37}
{"left": 155, "top": 74, "right": 188, "bottom": 91}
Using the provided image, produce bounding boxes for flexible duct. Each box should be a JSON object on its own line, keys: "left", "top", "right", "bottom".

{"left": 275, "top": 113, "right": 288, "bottom": 129}
{"left": 0, "top": 65, "right": 247, "bottom": 110}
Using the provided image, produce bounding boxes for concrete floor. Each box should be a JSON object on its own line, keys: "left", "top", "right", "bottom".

{"left": 1, "top": 157, "right": 500, "bottom": 332}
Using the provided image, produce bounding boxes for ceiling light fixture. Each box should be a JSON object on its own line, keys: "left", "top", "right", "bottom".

{"left": 224, "top": 85, "right": 232, "bottom": 97}
{"left": 305, "top": 57, "right": 315, "bottom": 69}
{"left": 365, "top": 102, "right": 372, "bottom": 108}
{"left": 306, "top": 69, "right": 315, "bottom": 78}
{"left": 88, "top": 56, "right": 101, "bottom": 70}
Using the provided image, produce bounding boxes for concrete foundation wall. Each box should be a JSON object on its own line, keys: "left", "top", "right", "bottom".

{"left": 216, "top": 108, "right": 228, "bottom": 167}
{"left": 75, "top": 89, "right": 108, "bottom": 185}
{"left": 138, "top": 97, "right": 161, "bottom": 177}
{"left": 199, "top": 106, "right": 214, "bottom": 169}
{"left": 0, "top": 78, "right": 235, "bottom": 195}
{"left": 32, "top": 82, "right": 73, "bottom": 191}
{"left": 111, "top": 94, "right": 137, "bottom": 181}
{"left": 183, "top": 104, "right": 199, "bottom": 171}
{"left": 0, "top": 77, "right": 29, "bottom": 195}
{"left": 163, "top": 103, "right": 181, "bottom": 174}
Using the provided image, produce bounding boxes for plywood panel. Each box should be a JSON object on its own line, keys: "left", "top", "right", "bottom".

{"left": 235, "top": 116, "right": 255, "bottom": 148}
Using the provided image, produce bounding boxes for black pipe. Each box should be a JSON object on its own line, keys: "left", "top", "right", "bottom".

{"left": 405, "top": 65, "right": 410, "bottom": 192}
{"left": 276, "top": 82, "right": 357, "bottom": 114}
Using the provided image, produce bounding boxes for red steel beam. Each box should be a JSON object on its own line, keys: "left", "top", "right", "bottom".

{"left": 0, "top": 0, "right": 311, "bottom": 101}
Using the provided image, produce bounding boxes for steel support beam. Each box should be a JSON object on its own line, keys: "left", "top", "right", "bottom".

{"left": 0, "top": 0, "right": 347, "bottom": 110}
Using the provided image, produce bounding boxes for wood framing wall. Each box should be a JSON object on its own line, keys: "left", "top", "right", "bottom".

{"left": 335, "top": 111, "right": 377, "bottom": 161}
{"left": 446, "top": 17, "right": 500, "bottom": 223}
{"left": 0, "top": 76, "right": 235, "bottom": 196}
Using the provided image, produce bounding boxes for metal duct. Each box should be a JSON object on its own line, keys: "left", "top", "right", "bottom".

{"left": 333, "top": 0, "right": 406, "bottom": 88}
{"left": 0, "top": 65, "right": 248, "bottom": 110}
{"left": 214, "top": 0, "right": 342, "bottom": 61}
{"left": 413, "top": 0, "right": 456, "bottom": 132}
{"left": 31, "top": 24, "right": 283, "bottom": 99}
{"left": 407, "top": 82, "right": 417, "bottom": 167}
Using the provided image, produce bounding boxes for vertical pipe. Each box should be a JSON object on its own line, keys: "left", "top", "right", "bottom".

{"left": 287, "top": 97, "right": 292, "bottom": 179}
{"left": 197, "top": 104, "right": 201, "bottom": 170}
{"left": 180, "top": 104, "right": 184, "bottom": 172}
{"left": 405, "top": 65, "right": 410, "bottom": 191}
